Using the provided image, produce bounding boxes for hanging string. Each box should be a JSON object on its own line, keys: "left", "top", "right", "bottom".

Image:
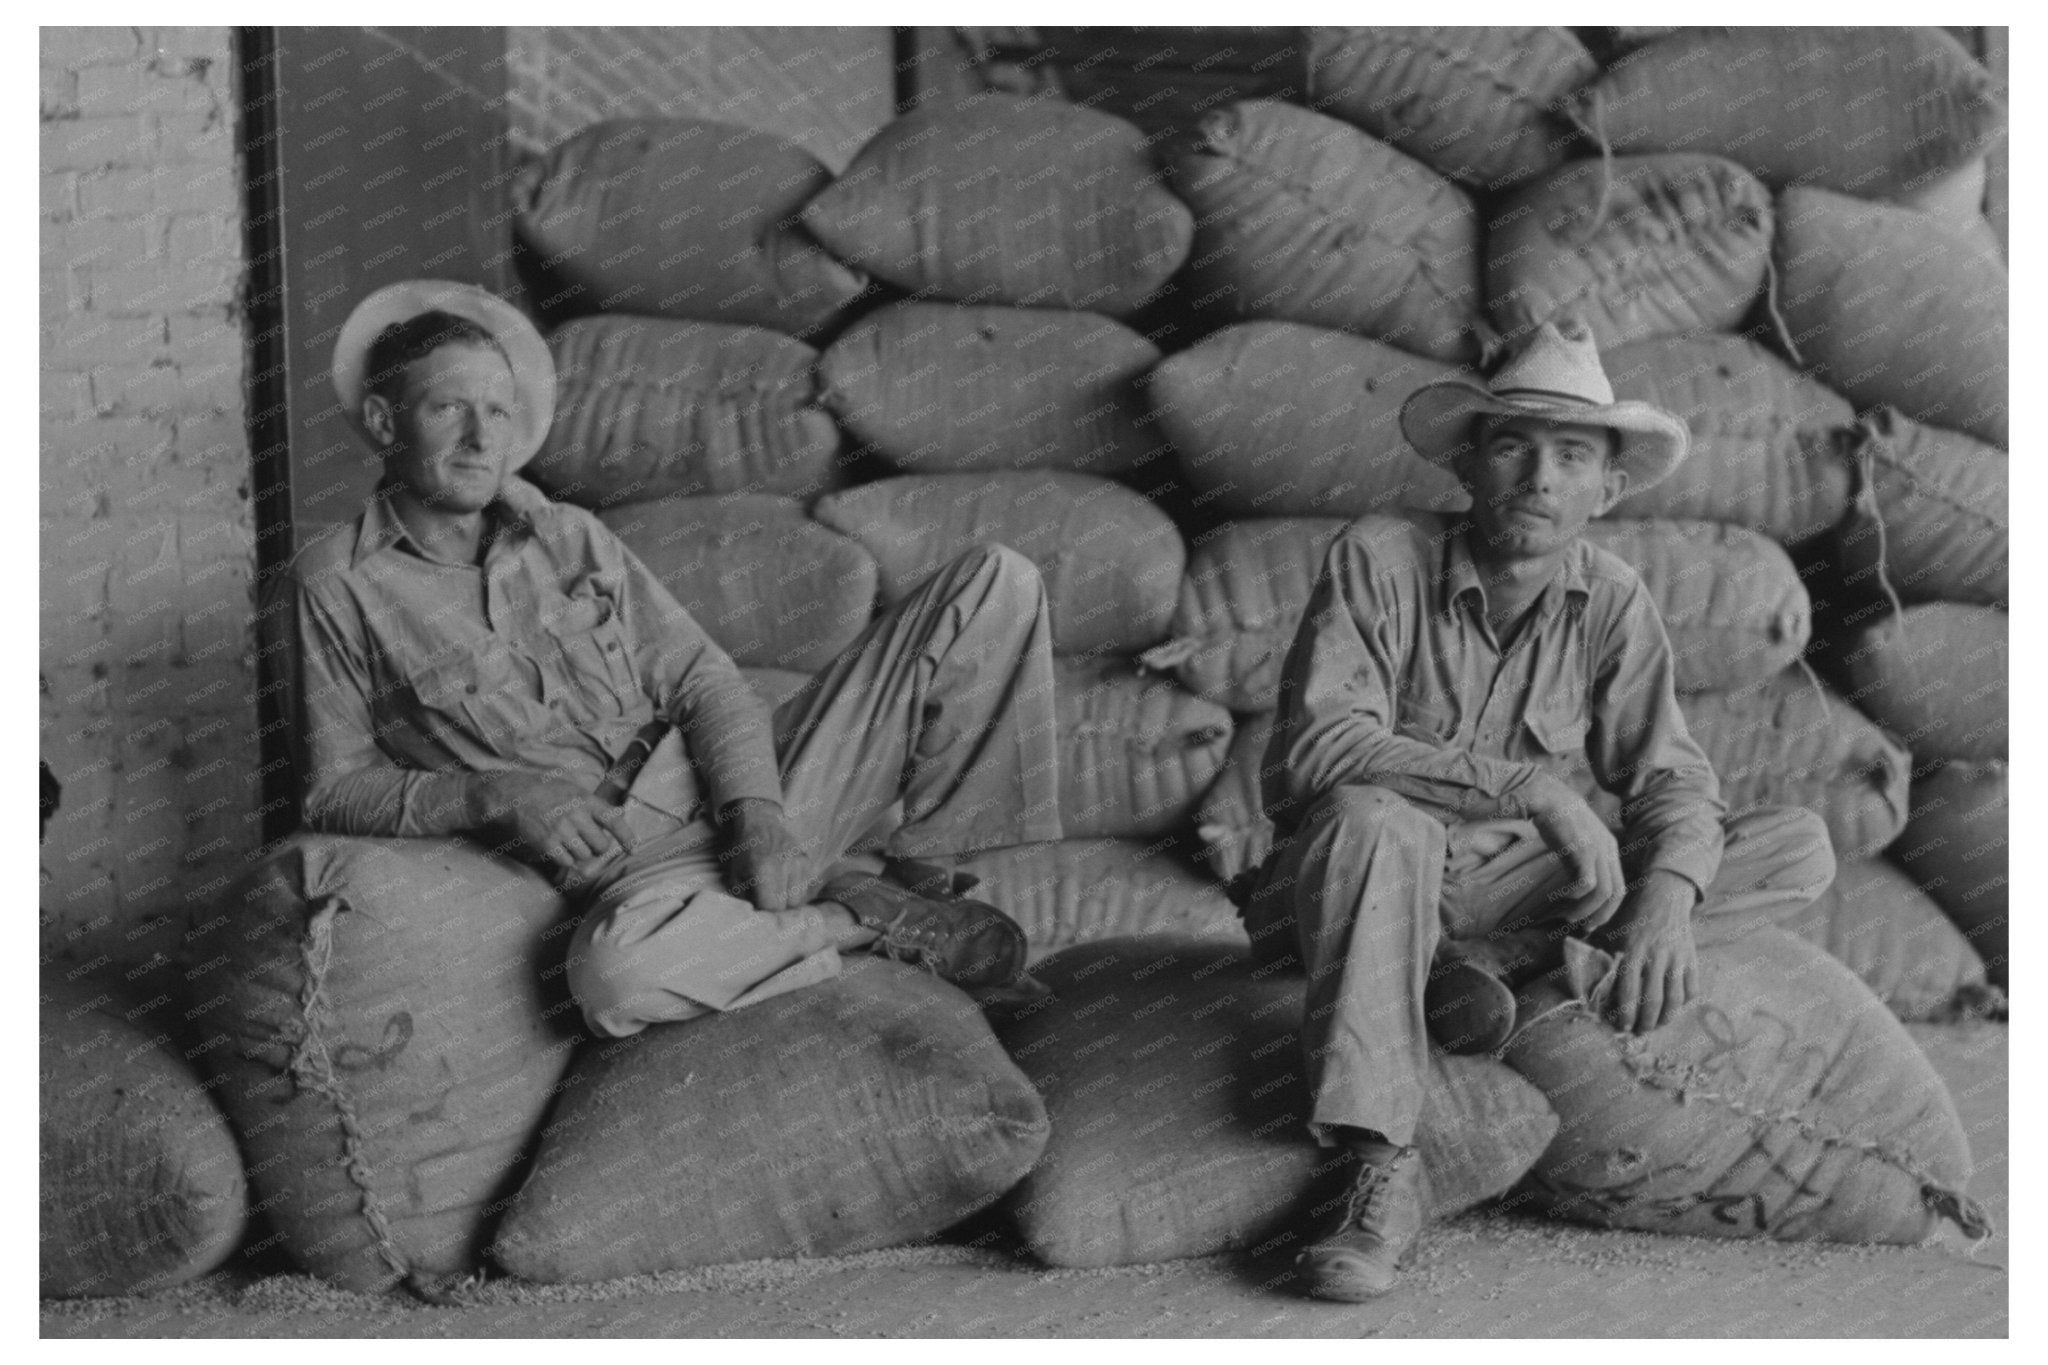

{"left": 1761, "top": 250, "right": 1804, "bottom": 365}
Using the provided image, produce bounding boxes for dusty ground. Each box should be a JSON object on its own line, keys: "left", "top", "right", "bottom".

{"left": 43, "top": 1021, "right": 2007, "bottom": 1339}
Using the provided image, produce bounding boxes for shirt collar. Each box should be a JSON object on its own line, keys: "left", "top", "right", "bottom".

{"left": 1440, "top": 519, "right": 1592, "bottom": 619}
{"left": 351, "top": 474, "right": 552, "bottom": 568}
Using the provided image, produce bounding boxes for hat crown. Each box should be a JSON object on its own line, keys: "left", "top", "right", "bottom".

{"left": 1486, "top": 320, "right": 1614, "bottom": 409}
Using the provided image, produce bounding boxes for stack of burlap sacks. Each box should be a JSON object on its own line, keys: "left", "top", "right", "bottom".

{"left": 46, "top": 27, "right": 2004, "bottom": 1300}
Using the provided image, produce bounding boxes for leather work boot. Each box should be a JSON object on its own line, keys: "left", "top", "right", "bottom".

{"left": 821, "top": 867, "right": 1029, "bottom": 990}
{"left": 1424, "top": 947, "right": 1519, "bottom": 1055}
{"left": 1298, "top": 1146, "right": 1427, "bottom": 1302}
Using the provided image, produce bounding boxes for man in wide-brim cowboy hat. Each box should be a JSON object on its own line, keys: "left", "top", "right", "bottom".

{"left": 1238, "top": 320, "right": 1834, "bottom": 1302}
{"left": 274, "top": 280, "right": 1067, "bottom": 1041}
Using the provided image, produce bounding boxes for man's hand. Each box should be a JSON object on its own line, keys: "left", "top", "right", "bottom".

{"left": 719, "top": 797, "right": 803, "bottom": 911}
{"left": 1597, "top": 870, "right": 1700, "bottom": 1035}
{"left": 471, "top": 772, "right": 634, "bottom": 882}
{"left": 1520, "top": 773, "right": 1626, "bottom": 931}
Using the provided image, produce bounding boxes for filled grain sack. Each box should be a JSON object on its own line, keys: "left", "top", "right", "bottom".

{"left": 995, "top": 937, "right": 1559, "bottom": 1268}
{"left": 801, "top": 91, "right": 1192, "bottom": 316}
{"left": 1777, "top": 186, "right": 2008, "bottom": 449}
{"left": 490, "top": 958, "right": 1046, "bottom": 1283}
{"left": 1054, "top": 655, "right": 1233, "bottom": 840}
{"left": 1302, "top": 26, "right": 1594, "bottom": 193}
{"left": 1147, "top": 322, "right": 1471, "bottom": 520}
{"left": 818, "top": 303, "right": 1167, "bottom": 477}
{"left": 1834, "top": 408, "right": 2007, "bottom": 608}
{"left": 1838, "top": 605, "right": 2006, "bottom": 764}
{"left": 1673, "top": 668, "right": 1912, "bottom": 861}
{"left": 1602, "top": 334, "right": 1857, "bottom": 545}
{"left": 512, "top": 118, "right": 867, "bottom": 337}
{"left": 1894, "top": 155, "right": 2001, "bottom": 256}
{"left": 1147, "top": 514, "right": 1809, "bottom": 712}
{"left": 40, "top": 976, "right": 247, "bottom": 1298}
{"left": 186, "top": 835, "right": 577, "bottom": 1295}
{"left": 526, "top": 315, "right": 843, "bottom": 509}
{"left": 1506, "top": 928, "right": 1985, "bottom": 1245}
{"left": 1485, "top": 154, "right": 1773, "bottom": 349}
{"left": 812, "top": 472, "right": 1183, "bottom": 656}
{"left": 1167, "top": 100, "right": 1481, "bottom": 363}
{"left": 596, "top": 493, "right": 876, "bottom": 673}
{"left": 924, "top": 838, "right": 1245, "bottom": 962}
{"left": 1893, "top": 759, "right": 2007, "bottom": 991}
{"left": 1196, "top": 710, "right": 1278, "bottom": 883}
{"left": 1783, "top": 859, "right": 1995, "bottom": 1023}
{"left": 1573, "top": 28, "right": 2007, "bottom": 200}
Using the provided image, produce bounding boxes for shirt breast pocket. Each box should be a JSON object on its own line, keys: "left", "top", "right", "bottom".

{"left": 546, "top": 582, "right": 635, "bottom": 702}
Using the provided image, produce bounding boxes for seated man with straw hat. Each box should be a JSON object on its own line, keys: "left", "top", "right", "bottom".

{"left": 1240, "top": 320, "right": 1834, "bottom": 1302}
{"left": 275, "top": 281, "right": 1063, "bottom": 1038}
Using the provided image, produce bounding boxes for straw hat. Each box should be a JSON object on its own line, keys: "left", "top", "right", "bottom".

{"left": 331, "top": 280, "right": 556, "bottom": 470}
{"left": 1399, "top": 320, "right": 1688, "bottom": 492}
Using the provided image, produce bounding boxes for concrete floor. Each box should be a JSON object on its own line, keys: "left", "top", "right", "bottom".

{"left": 42, "top": 1021, "right": 2007, "bottom": 1339}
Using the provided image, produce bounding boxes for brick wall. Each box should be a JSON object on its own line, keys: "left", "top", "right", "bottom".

{"left": 40, "top": 26, "right": 257, "bottom": 969}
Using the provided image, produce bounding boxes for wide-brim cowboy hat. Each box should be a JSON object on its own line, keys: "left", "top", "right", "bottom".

{"left": 1399, "top": 320, "right": 1688, "bottom": 493}
{"left": 331, "top": 280, "right": 556, "bottom": 471}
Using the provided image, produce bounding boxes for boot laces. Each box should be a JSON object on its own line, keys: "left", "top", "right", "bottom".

{"left": 1342, "top": 1152, "right": 1410, "bottom": 1230}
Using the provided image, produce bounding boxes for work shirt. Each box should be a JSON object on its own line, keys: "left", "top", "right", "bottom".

{"left": 1264, "top": 511, "right": 1725, "bottom": 896}
{"left": 276, "top": 475, "right": 782, "bottom": 838}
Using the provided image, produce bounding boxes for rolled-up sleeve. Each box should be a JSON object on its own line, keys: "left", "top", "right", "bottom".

{"left": 1268, "top": 532, "right": 1542, "bottom": 826}
{"left": 283, "top": 571, "right": 478, "bottom": 838}
{"left": 1586, "top": 578, "right": 1726, "bottom": 895}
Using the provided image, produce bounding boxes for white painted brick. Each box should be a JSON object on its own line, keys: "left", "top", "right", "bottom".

{"left": 42, "top": 65, "right": 78, "bottom": 118}
{"left": 153, "top": 111, "right": 232, "bottom": 164}
{"left": 40, "top": 114, "right": 154, "bottom": 171}
{"left": 147, "top": 27, "right": 233, "bottom": 65}
{"left": 76, "top": 63, "right": 215, "bottom": 116}
{"left": 165, "top": 212, "right": 239, "bottom": 263}
{"left": 40, "top": 371, "right": 92, "bottom": 422}
{"left": 46, "top": 311, "right": 163, "bottom": 370}
{"left": 77, "top": 160, "right": 233, "bottom": 216}
{"left": 88, "top": 260, "right": 239, "bottom": 317}
{"left": 42, "top": 171, "right": 79, "bottom": 218}
{"left": 42, "top": 27, "right": 144, "bottom": 69}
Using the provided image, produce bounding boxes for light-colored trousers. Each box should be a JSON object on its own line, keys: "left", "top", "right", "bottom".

{"left": 565, "top": 546, "right": 1063, "bottom": 1038}
{"left": 1241, "top": 785, "right": 1835, "bottom": 1147}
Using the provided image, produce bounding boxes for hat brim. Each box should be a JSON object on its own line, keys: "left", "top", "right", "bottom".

{"left": 331, "top": 280, "right": 556, "bottom": 472}
{"left": 1399, "top": 379, "right": 1689, "bottom": 494}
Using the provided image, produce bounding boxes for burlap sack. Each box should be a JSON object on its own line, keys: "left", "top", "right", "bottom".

{"left": 1834, "top": 407, "right": 2007, "bottom": 608}
{"left": 1054, "top": 654, "right": 1233, "bottom": 841}
{"left": 812, "top": 472, "right": 1183, "bottom": 656}
{"left": 1303, "top": 26, "right": 1594, "bottom": 192}
{"left": 1147, "top": 322, "right": 1471, "bottom": 521}
{"left": 1486, "top": 154, "right": 1773, "bottom": 349}
{"left": 802, "top": 90, "right": 1192, "bottom": 315}
{"left": 819, "top": 303, "right": 1168, "bottom": 477}
{"left": 40, "top": 976, "right": 248, "bottom": 1298}
{"left": 1839, "top": 605, "right": 2006, "bottom": 764}
{"left": 528, "top": 315, "right": 843, "bottom": 508}
{"left": 597, "top": 493, "right": 877, "bottom": 673}
{"left": 1573, "top": 27, "right": 2006, "bottom": 199}
{"left": 512, "top": 118, "right": 866, "bottom": 336}
{"left": 1783, "top": 859, "right": 1995, "bottom": 1022}
{"left": 187, "top": 835, "right": 577, "bottom": 1294}
{"left": 1167, "top": 100, "right": 1481, "bottom": 362}
{"left": 1893, "top": 758, "right": 2008, "bottom": 990}
{"left": 1675, "top": 669, "right": 1912, "bottom": 861}
{"left": 1602, "top": 334, "right": 1857, "bottom": 545}
{"left": 996, "top": 937, "right": 1559, "bottom": 1269}
{"left": 1506, "top": 929, "right": 1984, "bottom": 1246}
{"left": 1777, "top": 185, "right": 2007, "bottom": 449}
{"left": 491, "top": 959, "right": 1048, "bottom": 1283}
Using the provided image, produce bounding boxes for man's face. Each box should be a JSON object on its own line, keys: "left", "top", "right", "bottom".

{"left": 364, "top": 341, "right": 519, "bottom": 516}
{"left": 1455, "top": 413, "right": 1628, "bottom": 562}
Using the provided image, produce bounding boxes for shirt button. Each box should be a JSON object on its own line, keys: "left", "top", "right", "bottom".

{"left": 464, "top": 683, "right": 479, "bottom": 695}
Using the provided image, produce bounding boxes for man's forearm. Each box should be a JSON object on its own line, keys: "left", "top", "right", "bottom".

{"left": 303, "top": 766, "right": 499, "bottom": 840}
